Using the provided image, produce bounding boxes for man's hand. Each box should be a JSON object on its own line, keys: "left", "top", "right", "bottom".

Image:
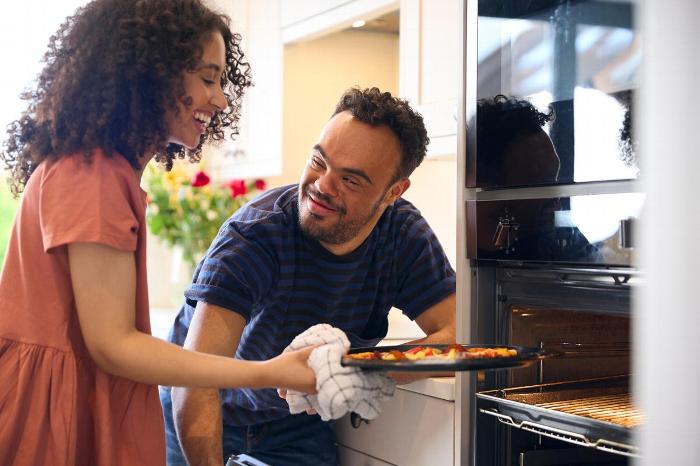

{"left": 277, "top": 388, "right": 318, "bottom": 415}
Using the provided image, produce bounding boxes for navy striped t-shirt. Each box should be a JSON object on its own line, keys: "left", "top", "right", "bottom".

{"left": 167, "top": 184, "right": 455, "bottom": 426}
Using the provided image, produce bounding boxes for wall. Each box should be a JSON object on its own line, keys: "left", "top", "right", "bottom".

{"left": 269, "top": 29, "right": 400, "bottom": 186}
{"left": 402, "top": 156, "right": 457, "bottom": 268}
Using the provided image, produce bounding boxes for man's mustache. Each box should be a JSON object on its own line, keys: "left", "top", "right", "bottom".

{"left": 304, "top": 185, "right": 345, "bottom": 214}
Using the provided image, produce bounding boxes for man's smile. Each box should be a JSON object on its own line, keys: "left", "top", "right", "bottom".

{"left": 307, "top": 192, "right": 338, "bottom": 217}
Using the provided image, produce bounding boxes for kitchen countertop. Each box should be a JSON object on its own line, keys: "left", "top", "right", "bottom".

{"left": 377, "top": 338, "right": 456, "bottom": 402}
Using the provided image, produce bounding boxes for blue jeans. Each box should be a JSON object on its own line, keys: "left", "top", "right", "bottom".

{"left": 160, "top": 387, "right": 338, "bottom": 466}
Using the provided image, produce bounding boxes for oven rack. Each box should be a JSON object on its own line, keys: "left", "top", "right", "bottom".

{"left": 476, "top": 376, "right": 642, "bottom": 458}
{"left": 479, "top": 408, "right": 639, "bottom": 457}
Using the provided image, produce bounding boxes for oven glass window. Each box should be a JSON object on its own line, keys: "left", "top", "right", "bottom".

{"left": 473, "top": 0, "right": 639, "bottom": 188}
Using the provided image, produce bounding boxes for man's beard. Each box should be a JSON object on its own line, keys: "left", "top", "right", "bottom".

{"left": 298, "top": 184, "right": 383, "bottom": 245}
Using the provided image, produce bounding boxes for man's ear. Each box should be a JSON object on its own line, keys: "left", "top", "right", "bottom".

{"left": 385, "top": 178, "right": 411, "bottom": 204}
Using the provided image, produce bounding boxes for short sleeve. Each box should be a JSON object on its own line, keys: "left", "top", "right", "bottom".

{"left": 393, "top": 215, "right": 456, "bottom": 320}
{"left": 39, "top": 155, "right": 140, "bottom": 253}
{"left": 184, "top": 219, "right": 277, "bottom": 321}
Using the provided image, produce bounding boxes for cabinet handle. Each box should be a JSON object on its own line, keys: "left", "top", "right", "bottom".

{"left": 224, "top": 147, "right": 246, "bottom": 159}
{"left": 350, "top": 412, "right": 370, "bottom": 429}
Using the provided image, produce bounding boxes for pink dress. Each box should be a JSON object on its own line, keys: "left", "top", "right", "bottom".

{"left": 0, "top": 151, "right": 165, "bottom": 465}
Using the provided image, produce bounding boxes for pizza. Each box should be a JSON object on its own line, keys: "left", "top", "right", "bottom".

{"left": 346, "top": 344, "right": 517, "bottom": 361}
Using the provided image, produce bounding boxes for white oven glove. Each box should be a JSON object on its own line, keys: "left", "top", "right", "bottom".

{"left": 283, "top": 323, "right": 395, "bottom": 421}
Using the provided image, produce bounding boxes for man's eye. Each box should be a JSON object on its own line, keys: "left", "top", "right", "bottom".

{"left": 344, "top": 176, "right": 359, "bottom": 186}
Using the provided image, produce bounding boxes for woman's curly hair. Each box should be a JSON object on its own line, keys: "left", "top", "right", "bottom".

{"left": 1, "top": 0, "right": 252, "bottom": 196}
{"left": 333, "top": 87, "right": 429, "bottom": 181}
{"left": 476, "top": 94, "right": 554, "bottom": 182}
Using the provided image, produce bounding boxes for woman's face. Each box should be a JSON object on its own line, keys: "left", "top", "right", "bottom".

{"left": 166, "top": 30, "right": 228, "bottom": 149}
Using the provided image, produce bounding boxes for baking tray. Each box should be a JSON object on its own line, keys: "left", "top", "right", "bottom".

{"left": 341, "top": 343, "right": 555, "bottom": 372}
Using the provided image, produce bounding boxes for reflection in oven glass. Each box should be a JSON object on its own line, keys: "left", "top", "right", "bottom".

{"left": 474, "top": 0, "right": 639, "bottom": 188}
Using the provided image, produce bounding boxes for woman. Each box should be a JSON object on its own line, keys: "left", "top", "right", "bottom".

{"left": 0, "top": 1, "right": 315, "bottom": 465}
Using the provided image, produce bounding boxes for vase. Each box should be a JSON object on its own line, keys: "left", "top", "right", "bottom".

{"left": 169, "top": 245, "right": 195, "bottom": 309}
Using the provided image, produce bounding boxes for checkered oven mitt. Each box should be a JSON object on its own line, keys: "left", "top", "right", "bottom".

{"left": 283, "top": 324, "right": 395, "bottom": 421}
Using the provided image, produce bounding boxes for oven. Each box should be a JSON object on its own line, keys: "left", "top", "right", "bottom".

{"left": 465, "top": 194, "right": 643, "bottom": 465}
{"left": 460, "top": 1, "right": 642, "bottom": 464}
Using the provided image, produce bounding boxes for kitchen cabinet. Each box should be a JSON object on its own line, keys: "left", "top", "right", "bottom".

{"left": 280, "top": 0, "right": 349, "bottom": 27}
{"left": 399, "top": 0, "right": 461, "bottom": 156}
{"left": 334, "top": 378, "right": 455, "bottom": 465}
{"left": 205, "top": 0, "right": 283, "bottom": 181}
{"left": 280, "top": 0, "right": 399, "bottom": 43}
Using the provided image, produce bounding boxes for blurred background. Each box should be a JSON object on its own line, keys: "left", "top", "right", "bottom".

{"left": 0, "top": 0, "right": 459, "bottom": 342}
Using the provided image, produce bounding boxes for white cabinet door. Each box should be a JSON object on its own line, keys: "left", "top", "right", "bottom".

{"left": 281, "top": 0, "right": 399, "bottom": 44}
{"left": 400, "top": 0, "right": 461, "bottom": 157}
{"left": 205, "top": 0, "right": 283, "bottom": 181}
{"left": 334, "top": 388, "right": 454, "bottom": 465}
{"left": 280, "top": 0, "right": 347, "bottom": 27}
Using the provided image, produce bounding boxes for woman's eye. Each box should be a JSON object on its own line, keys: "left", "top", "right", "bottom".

{"left": 202, "top": 78, "right": 215, "bottom": 85}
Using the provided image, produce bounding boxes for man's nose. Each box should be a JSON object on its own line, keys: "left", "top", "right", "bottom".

{"left": 315, "top": 171, "right": 338, "bottom": 197}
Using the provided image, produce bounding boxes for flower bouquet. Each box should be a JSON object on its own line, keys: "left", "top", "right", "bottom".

{"left": 143, "top": 162, "right": 266, "bottom": 267}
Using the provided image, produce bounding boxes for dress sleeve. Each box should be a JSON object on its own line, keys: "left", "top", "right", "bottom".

{"left": 184, "top": 219, "right": 276, "bottom": 322}
{"left": 393, "top": 215, "right": 456, "bottom": 320}
{"left": 39, "top": 156, "right": 140, "bottom": 253}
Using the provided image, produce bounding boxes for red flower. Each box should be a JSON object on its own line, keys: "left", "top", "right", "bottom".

{"left": 254, "top": 179, "right": 267, "bottom": 191}
{"left": 191, "top": 171, "right": 210, "bottom": 187}
{"left": 227, "top": 179, "right": 247, "bottom": 198}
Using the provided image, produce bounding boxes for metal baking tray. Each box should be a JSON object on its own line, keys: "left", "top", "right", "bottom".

{"left": 341, "top": 343, "right": 554, "bottom": 372}
{"left": 477, "top": 375, "right": 642, "bottom": 457}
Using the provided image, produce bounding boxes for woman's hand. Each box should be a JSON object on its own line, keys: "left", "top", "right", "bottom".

{"left": 265, "top": 346, "right": 318, "bottom": 394}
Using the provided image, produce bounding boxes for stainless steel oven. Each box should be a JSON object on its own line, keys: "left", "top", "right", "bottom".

{"left": 460, "top": 1, "right": 642, "bottom": 464}
{"left": 466, "top": 195, "right": 643, "bottom": 465}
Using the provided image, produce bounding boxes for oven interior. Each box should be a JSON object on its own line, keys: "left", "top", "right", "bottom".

{"left": 472, "top": 266, "right": 640, "bottom": 466}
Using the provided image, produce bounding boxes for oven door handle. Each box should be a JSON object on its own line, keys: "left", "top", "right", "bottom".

{"left": 478, "top": 408, "right": 640, "bottom": 458}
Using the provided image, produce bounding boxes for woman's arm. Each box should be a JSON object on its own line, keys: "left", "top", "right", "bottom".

{"left": 67, "top": 241, "right": 315, "bottom": 391}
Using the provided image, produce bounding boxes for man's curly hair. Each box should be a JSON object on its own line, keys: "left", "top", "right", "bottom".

{"left": 1, "top": 0, "right": 252, "bottom": 196}
{"left": 332, "top": 87, "right": 429, "bottom": 181}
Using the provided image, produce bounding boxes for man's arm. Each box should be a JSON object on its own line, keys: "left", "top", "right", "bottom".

{"left": 389, "top": 293, "right": 456, "bottom": 384}
{"left": 409, "top": 293, "right": 456, "bottom": 345}
{"left": 171, "top": 301, "right": 246, "bottom": 466}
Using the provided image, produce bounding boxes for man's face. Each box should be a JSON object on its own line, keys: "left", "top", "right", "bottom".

{"left": 298, "top": 111, "right": 405, "bottom": 250}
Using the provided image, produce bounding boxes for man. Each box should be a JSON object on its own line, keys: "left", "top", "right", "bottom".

{"left": 160, "top": 87, "right": 456, "bottom": 466}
